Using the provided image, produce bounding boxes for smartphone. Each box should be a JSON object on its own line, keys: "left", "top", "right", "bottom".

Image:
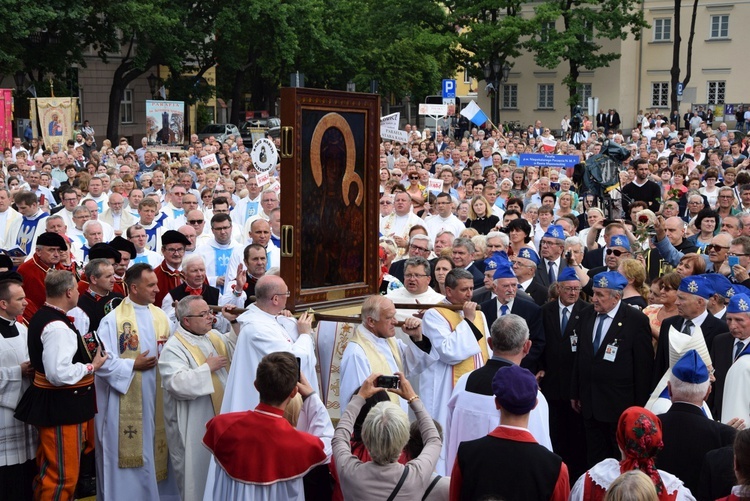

{"left": 296, "top": 357, "right": 301, "bottom": 382}
{"left": 375, "top": 375, "right": 400, "bottom": 389}
{"left": 729, "top": 255, "right": 740, "bottom": 277}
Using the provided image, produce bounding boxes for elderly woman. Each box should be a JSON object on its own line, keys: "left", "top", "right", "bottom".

{"left": 571, "top": 407, "right": 692, "bottom": 500}
{"left": 333, "top": 373, "right": 441, "bottom": 501}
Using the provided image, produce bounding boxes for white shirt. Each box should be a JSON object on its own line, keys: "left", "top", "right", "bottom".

{"left": 593, "top": 301, "right": 621, "bottom": 343}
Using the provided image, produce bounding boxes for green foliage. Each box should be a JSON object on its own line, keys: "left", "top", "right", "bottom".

{"left": 525, "top": 0, "right": 648, "bottom": 108}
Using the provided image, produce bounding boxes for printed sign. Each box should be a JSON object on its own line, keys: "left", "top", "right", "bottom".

{"left": 518, "top": 154, "right": 580, "bottom": 168}
{"left": 251, "top": 137, "right": 278, "bottom": 172}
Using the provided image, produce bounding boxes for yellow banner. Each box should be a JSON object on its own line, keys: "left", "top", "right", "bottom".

{"left": 36, "top": 97, "right": 77, "bottom": 150}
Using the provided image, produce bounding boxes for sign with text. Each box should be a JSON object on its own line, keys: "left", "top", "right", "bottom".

{"left": 442, "top": 79, "right": 456, "bottom": 99}
{"left": 200, "top": 154, "right": 219, "bottom": 169}
{"left": 518, "top": 153, "right": 580, "bottom": 168}
{"left": 418, "top": 103, "right": 447, "bottom": 116}
{"left": 256, "top": 171, "right": 271, "bottom": 187}
{"left": 380, "top": 127, "right": 409, "bottom": 142}
{"left": 428, "top": 178, "right": 443, "bottom": 193}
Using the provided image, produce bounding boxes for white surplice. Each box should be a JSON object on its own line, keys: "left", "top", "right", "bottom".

{"left": 0, "top": 323, "right": 37, "bottom": 467}
{"left": 444, "top": 367, "right": 552, "bottom": 474}
{"left": 220, "top": 304, "right": 318, "bottom": 414}
{"left": 339, "top": 326, "right": 435, "bottom": 413}
{"left": 94, "top": 300, "right": 180, "bottom": 501}
{"left": 721, "top": 350, "right": 750, "bottom": 424}
{"left": 158, "top": 326, "right": 237, "bottom": 501}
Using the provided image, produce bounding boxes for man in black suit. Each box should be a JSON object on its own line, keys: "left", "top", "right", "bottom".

{"left": 481, "top": 256, "right": 545, "bottom": 374}
{"left": 472, "top": 251, "right": 534, "bottom": 304}
{"left": 513, "top": 247, "right": 547, "bottom": 306}
{"left": 656, "top": 350, "right": 737, "bottom": 497}
{"left": 596, "top": 109, "right": 607, "bottom": 129}
{"left": 653, "top": 274, "right": 728, "bottom": 387}
{"left": 452, "top": 237, "right": 484, "bottom": 289}
{"left": 534, "top": 224, "right": 568, "bottom": 291}
{"left": 571, "top": 271, "right": 654, "bottom": 466}
{"left": 539, "top": 267, "right": 588, "bottom": 480}
{"left": 581, "top": 221, "right": 629, "bottom": 270}
{"left": 389, "top": 234, "right": 432, "bottom": 283}
{"left": 581, "top": 234, "right": 633, "bottom": 297}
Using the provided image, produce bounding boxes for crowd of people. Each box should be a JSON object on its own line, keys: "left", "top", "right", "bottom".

{"left": 0, "top": 106, "right": 750, "bottom": 501}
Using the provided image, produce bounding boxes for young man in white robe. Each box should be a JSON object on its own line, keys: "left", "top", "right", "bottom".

{"left": 445, "top": 313, "right": 552, "bottom": 475}
{"left": 420, "top": 267, "right": 490, "bottom": 475}
{"left": 194, "top": 213, "right": 241, "bottom": 293}
{"left": 158, "top": 297, "right": 241, "bottom": 501}
{"left": 94, "top": 263, "right": 180, "bottom": 500}
{"left": 339, "top": 295, "right": 435, "bottom": 413}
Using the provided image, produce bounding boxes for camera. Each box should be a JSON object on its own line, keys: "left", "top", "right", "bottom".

{"left": 375, "top": 375, "right": 400, "bottom": 389}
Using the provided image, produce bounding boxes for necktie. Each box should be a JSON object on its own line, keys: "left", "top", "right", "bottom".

{"left": 593, "top": 313, "right": 607, "bottom": 352}
{"left": 681, "top": 319, "right": 694, "bottom": 335}
{"left": 561, "top": 307, "right": 569, "bottom": 335}
{"left": 185, "top": 286, "right": 202, "bottom": 296}
{"left": 500, "top": 304, "right": 509, "bottom": 317}
{"left": 548, "top": 261, "right": 556, "bottom": 283}
{"left": 735, "top": 341, "right": 746, "bottom": 361}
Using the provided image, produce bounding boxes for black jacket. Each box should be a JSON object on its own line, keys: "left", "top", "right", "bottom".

{"left": 481, "top": 296, "right": 545, "bottom": 373}
{"left": 709, "top": 332, "right": 737, "bottom": 421}
{"left": 539, "top": 299, "right": 588, "bottom": 401}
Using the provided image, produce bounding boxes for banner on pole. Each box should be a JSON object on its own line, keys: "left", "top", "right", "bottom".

{"left": 145, "top": 100, "right": 185, "bottom": 147}
{"left": 36, "top": 97, "right": 77, "bottom": 150}
{"left": 518, "top": 153, "right": 580, "bottom": 168}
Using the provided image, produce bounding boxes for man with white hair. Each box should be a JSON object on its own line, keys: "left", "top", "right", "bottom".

{"left": 241, "top": 189, "right": 279, "bottom": 234}
{"left": 380, "top": 191, "right": 422, "bottom": 258}
{"left": 339, "top": 295, "right": 434, "bottom": 413}
{"left": 82, "top": 199, "right": 115, "bottom": 241}
{"left": 389, "top": 234, "right": 432, "bottom": 282}
{"left": 101, "top": 192, "right": 136, "bottom": 235}
{"left": 81, "top": 220, "right": 105, "bottom": 263}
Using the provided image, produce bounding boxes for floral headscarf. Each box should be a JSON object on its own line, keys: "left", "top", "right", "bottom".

{"left": 616, "top": 406, "right": 667, "bottom": 497}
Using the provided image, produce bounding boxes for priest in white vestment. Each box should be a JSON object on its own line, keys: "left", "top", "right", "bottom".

{"left": 220, "top": 275, "right": 318, "bottom": 414}
{"left": 94, "top": 264, "right": 180, "bottom": 500}
{"left": 339, "top": 295, "right": 435, "bottom": 413}
{"left": 445, "top": 313, "right": 552, "bottom": 474}
{"left": 158, "top": 297, "right": 240, "bottom": 501}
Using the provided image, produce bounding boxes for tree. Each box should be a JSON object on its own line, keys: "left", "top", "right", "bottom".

{"left": 669, "top": 0, "right": 699, "bottom": 115}
{"left": 526, "top": 0, "right": 649, "bottom": 112}
{"left": 444, "top": 0, "right": 531, "bottom": 123}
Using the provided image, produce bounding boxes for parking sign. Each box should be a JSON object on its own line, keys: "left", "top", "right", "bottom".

{"left": 442, "top": 79, "right": 456, "bottom": 99}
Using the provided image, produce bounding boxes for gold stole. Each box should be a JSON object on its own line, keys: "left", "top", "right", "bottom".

{"left": 349, "top": 329, "right": 403, "bottom": 404}
{"left": 435, "top": 307, "right": 488, "bottom": 386}
{"left": 172, "top": 329, "right": 230, "bottom": 415}
{"left": 115, "top": 299, "right": 170, "bottom": 481}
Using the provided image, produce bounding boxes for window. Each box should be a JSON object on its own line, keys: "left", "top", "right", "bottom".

{"left": 577, "top": 84, "right": 592, "bottom": 108}
{"left": 463, "top": 68, "right": 471, "bottom": 84}
{"left": 654, "top": 18, "right": 672, "bottom": 41}
{"left": 120, "top": 89, "right": 133, "bottom": 124}
{"left": 582, "top": 20, "right": 593, "bottom": 42}
{"left": 707, "top": 81, "right": 726, "bottom": 105}
{"left": 651, "top": 82, "right": 669, "bottom": 107}
{"left": 710, "top": 15, "right": 729, "bottom": 39}
{"left": 540, "top": 21, "right": 556, "bottom": 43}
{"left": 502, "top": 84, "right": 518, "bottom": 109}
{"left": 538, "top": 84, "right": 554, "bottom": 109}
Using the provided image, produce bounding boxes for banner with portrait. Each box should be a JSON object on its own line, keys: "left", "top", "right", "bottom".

{"left": 145, "top": 100, "right": 185, "bottom": 147}
{"left": 0, "top": 89, "right": 13, "bottom": 151}
{"left": 34, "top": 97, "right": 77, "bottom": 150}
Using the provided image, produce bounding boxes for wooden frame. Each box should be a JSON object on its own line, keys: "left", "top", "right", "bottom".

{"left": 279, "top": 88, "right": 380, "bottom": 312}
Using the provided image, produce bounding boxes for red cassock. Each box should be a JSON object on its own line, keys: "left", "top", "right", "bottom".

{"left": 154, "top": 261, "right": 183, "bottom": 307}
{"left": 18, "top": 255, "right": 61, "bottom": 323}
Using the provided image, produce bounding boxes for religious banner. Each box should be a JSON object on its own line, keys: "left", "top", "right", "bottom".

{"left": 279, "top": 88, "right": 380, "bottom": 311}
{"left": 0, "top": 90, "right": 13, "bottom": 151}
{"left": 35, "top": 97, "right": 78, "bottom": 150}
{"left": 145, "top": 100, "right": 185, "bottom": 147}
{"left": 518, "top": 153, "right": 580, "bottom": 168}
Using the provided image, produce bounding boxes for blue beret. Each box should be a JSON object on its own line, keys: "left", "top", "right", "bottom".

{"left": 727, "top": 293, "right": 750, "bottom": 314}
{"left": 728, "top": 284, "right": 750, "bottom": 298}
{"left": 516, "top": 247, "right": 540, "bottom": 265}
{"left": 543, "top": 225, "right": 565, "bottom": 240}
{"left": 608, "top": 235, "right": 631, "bottom": 251}
{"left": 678, "top": 275, "right": 715, "bottom": 299}
{"left": 672, "top": 350, "right": 709, "bottom": 384}
{"left": 484, "top": 251, "right": 510, "bottom": 272}
{"left": 493, "top": 259, "right": 517, "bottom": 280}
{"left": 492, "top": 365, "right": 538, "bottom": 415}
{"left": 557, "top": 267, "right": 579, "bottom": 283}
{"left": 591, "top": 271, "right": 628, "bottom": 291}
{"left": 702, "top": 273, "right": 733, "bottom": 299}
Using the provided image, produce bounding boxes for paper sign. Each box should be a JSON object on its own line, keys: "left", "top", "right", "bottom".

{"left": 256, "top": 171, "right": 271, "bottom": 187}
{"left": 428, "top": 178, "right": 443, "bottom": 193}
{"left": 418, "top": 103, "right": 448, "bottom": 116}
{"left": 380, "top": 112, "right": 400, "bottom": 129}
{"left": 380, "top": 127, "right": 409, "bottom": 143}
{"left": 200, "top": 154, "right": 219, "bottom": 169}
{"left": 268, "top": 181, "right": 281, "bottom": 195}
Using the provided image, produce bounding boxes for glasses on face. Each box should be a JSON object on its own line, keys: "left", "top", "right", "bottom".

{"left": 606, "top": 249, "right": 629, "bottom": 257}
{"left": 380, "top": 201, "right": 393, "bottom": 206}
{"left": 409, "top": 244, "right": 429, "bottom": 253}
{"left": 706, "top": 244, "right": 729, "bottom": 252}
{"left": 273, "top": 291, "right": 291, "bottom": 298}
{"left": 164, "top": 247, "right": 185, "bottom": 254}
{"left": 540, "top": 239, "right": 561, "bottom": 247}
{"left": 404, "top": 273, "right": 429, "bottom": 280}
{"left": 185, "top": 310, "right": 214, "bottom": 318}
{"left": 560, "top": 286, "right": 582, "bottom": 293}
{"left": 730, "top": 252, "right": 749, "bottom": 257}
{"left": 409, "top": 176, "right": 420, "bottom": 180}
{"left": 212, "top": 225, "right": 232, "bottom": 232}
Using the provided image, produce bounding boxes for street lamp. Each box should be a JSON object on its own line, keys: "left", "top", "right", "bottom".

{"left": 484, "top": 60, "right": 502, "bottom": 124}
{"left": 346, "top": 80, "right": 356, "bottom": 92}
{"left": 147, "top": 73, "right": 158, "bottom": 99}
{"left": 14, "top": 71, "right": 26, "bottom": 92}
